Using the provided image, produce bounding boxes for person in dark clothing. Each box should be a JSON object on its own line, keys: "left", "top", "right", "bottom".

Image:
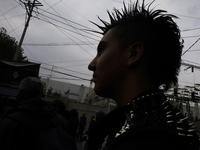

{"left": 0, "top": 77, "right": 77, "bottom": 150}
{"left": 87, "top": 1, "right": 200, "bottom": 150}
{"left": 76, "top": 113, "right": 86, "bottom": 142}
{"left": 50, "top": 99, "right": 71, "bottom": 120}
{"left": 68, "top": 109, "right": 79, "bottom": 139}
{"left": 95, "top": 111, "right": 105, "bottom": 121}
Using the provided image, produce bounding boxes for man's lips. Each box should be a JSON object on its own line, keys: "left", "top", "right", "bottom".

{"left": 91, "top": 75, "right": 96, "bottom": 82}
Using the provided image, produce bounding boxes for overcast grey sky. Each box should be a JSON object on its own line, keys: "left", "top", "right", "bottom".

{"left": 0, "top": 0, "right": 200, "bottom": 90}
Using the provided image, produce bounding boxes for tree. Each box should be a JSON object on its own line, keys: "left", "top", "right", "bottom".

{"left": 0, "top": 27, "right": 28, "bottom": 61}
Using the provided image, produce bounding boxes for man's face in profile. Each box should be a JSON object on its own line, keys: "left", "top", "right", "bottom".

{"left": 88, "top": 29, "right": 128, "bottom": 98}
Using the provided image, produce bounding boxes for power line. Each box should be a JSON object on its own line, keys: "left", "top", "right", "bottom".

{"left": 42, "top": 0, "right": 97, "bottom": 50}
{"left": 182, "top": 59, "right": 200, "bottom": 66}
{"left": 46, "top": 59, "right": 91, "bottom": 64}
{"left": 55, "top": 66, "right": 91, "bottom": 77}
{"left": 0, "top": 9, "right": 20, "bottom": 39}
{"left": 187, "top": 49, "right": 200, "bottom": 52}
{"left": 47, "top": 76, "right": 88, "bottom": 81}
{"left": 40, "top": 66, "right": 91, "bottom": 81}
{"left": 182, "top": 38, "right": 200, "bottom": 55}
{"left": 182, "top": 26, "right": 200, "bottom": 32}
{"left": 31, "top": 10, "right": 95, "bottom": 57}
{"left": 32, "top": 13, "right": 100, "bottom": 41}
{"left": 0, "top": 4, "right": 20, "bottom": 16}
{"left": 34, "top": 8, "right": 102, "bottom": 39}
{"left": 54, "top": 22, "right": 95, "bottom": 57}
{"left": 23, "top": 41, "right": 97, "bottom": 46}
{"left": 62, "top": 63, "right": 89, "bottom": 68}
{"left": 32, "top": 15, "right": 99, "bottom": 42}
{"left": 175, "top": 13, "right": 200, "bottom": 20}
{"left": 29, "top": 59, "right": 91, "bottom": 77}
{"left": 182, "top": 35, "right": 200, "bottom": 39}
{"left": 0, "top": 14, "right": 25, "bottom": 21}
{"left": 37, "top": 7, "right": 96, "bottom": 31}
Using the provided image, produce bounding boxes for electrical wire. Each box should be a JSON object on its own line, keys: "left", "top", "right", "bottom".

{"left": 32, "top": 15, "right": 99, "bottom": 41}
{"left": 29, "top": 59, "right": 91, "bottom": 77}
{"left": 182, "top": 59, "right": 200, "bottom": 66}
{"left": 46, "top": 59, "right": 91, "bottom": 64}
{"left": 23, "top": 41, "right": 97, "bottom": 46}
{"left": 42, "top": 0, "right": 97, "bottom": 50}
{"left": 0, "top": 8, "right": 20, "bottom": 39}
{"left": 175, "top": 13, "right": 200, "bottom": 20}
{"left": 40, "top": 66, "right": 91, "bottom": 81}
{"left": 182, "top": 35, "right": 200, "bottom": 39}
{"left": 55, "top": 66, "right": 91, "bottom": 77}
{"left": 182, "top": 26, "right": 200, "bottom": 32}
{"left": 32, "top": 13, "right": 100, "bottom": 41}
{"left": 37, "top": 7, "right": 96, "bottom": 31}
{"left": 62, "top": 63, "right": 89, "bottom": 68}
{"left": 55, "top": 22, "right": 95, "bottom": 57}
{"left": 32, "top": 12, "right": 95, "bottom": 57}
{"left": 0, "top": 14, "right": 25, "bottom": 21}
{"left": 35, "top": 8, "right": 102, "bottom": 39}
{"left": 0, "top": 4, "right": 20, "bottom": 17}
{"left": 182, "top": 38, "right": 200, "bottom": 55}
{"left": 186, "top": 49, "right": 200, "bottom": 52}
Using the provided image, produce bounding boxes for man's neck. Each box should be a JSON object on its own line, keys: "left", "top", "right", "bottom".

{"left": 114, "top": 74, "right": 158, "bottom": 106}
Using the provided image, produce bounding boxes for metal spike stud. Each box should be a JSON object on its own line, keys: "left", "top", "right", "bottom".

{"left": 187, "top": 134, "right": 193, "bottom": 137}
{"left": 188, "top": 129, "right": 195, "bottom": 132}
{"left": 164, "top": 105, "right": 169, "bottom": 110}
{"left": 167, "top": 115, "right": 173, "bottom": 118}
{"left": 166, "top": 111, "right": 172, "bottom": 114}
{"left": 177, "top": 127, "right": 184, "bottom": 130}
{"left": 180, "top": 117, "right": 188, "bottom": 122}
{"left": 189, "top": 122, "right": 194, "bottom": 126}
{"left": 162, "top": 100, "right": 168, "bottom": 105}
{"left": 178, "top": 133, "right": 186, "bottom": 136}
{"left": 167, "top": 120, "right": 174, "bottom": 123}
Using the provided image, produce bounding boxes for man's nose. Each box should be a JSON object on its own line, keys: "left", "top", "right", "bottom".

{"left": 88, "top": 58, "right": 96, "bottom": 71}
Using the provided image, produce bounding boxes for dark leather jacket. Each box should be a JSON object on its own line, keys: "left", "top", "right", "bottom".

{"left": 87, "top": 90, "right": 200, "bottom": 150}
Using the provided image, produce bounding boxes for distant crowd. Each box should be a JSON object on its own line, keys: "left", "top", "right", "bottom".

{"left": 0, "top": 77, "right": 105, "bottom": 150}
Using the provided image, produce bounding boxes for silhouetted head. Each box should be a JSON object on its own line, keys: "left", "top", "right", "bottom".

{"left": 89, "top": 0, "right": 183, "bottom": 92}
{"left": 17, "top": 77, "right": 44, "bottom": 102}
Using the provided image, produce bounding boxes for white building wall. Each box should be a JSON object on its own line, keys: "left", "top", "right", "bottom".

{"left": 41, "top": 78, "right": 90, "bottom": 102}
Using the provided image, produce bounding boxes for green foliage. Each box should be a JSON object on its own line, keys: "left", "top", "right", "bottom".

{"left": 0, "top": 27, "right": 28, "bottom": 61}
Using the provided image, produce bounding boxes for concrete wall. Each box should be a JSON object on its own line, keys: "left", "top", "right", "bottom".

{"left": 41, "top": 78, "right": 90, "bottom": 102}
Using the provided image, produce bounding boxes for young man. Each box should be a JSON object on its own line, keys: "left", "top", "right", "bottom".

{"left": 87, "top": 1, "right": 199, "bottom": 150}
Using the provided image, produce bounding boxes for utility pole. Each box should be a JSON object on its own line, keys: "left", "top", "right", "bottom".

{"left": 13, "top": 0, "right": 43, "bottom": 60}
{"left": 45, "top": 65, "right": 54, "bottom": 95}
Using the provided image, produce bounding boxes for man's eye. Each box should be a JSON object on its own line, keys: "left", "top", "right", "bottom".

{"left": 97, "top": 47, "right": 104, "bottom": 54}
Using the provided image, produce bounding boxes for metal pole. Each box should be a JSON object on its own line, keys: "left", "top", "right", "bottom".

{"left": 13, "top": 0, "right": 36, "bottom": 60}
{"left": 45, "top": 65, "right": 54, "bottom": 94}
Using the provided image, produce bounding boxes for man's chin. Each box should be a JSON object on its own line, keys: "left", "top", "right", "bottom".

{"left": 94, "top": 87, "right": 112, "bottom": 99}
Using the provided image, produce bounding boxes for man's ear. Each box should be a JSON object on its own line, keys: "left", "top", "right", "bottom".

{"left": 127, "top": 42, "right": 144, "bottom": 67}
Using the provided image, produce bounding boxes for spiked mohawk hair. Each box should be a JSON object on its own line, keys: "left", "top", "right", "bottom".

{"left": 92, "top": 1, "right": 178, "bottom": 34}
{"left": 92, "top": 0, "right": 183, "bottom": 91}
